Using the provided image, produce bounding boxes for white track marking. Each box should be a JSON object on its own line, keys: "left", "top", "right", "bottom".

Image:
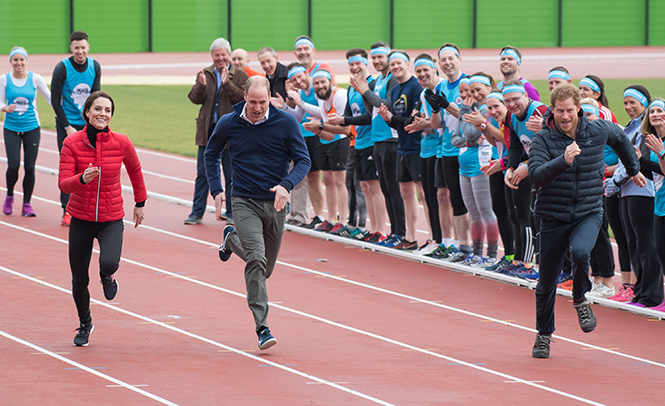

{"left": 0, "top": 265, "right": 396, "bottom": 406}
{"left": 2, "top": 222, "right": 658, "bottom": 404}
{"left": 0, "top": 329, "right": 180, "bottom": 406}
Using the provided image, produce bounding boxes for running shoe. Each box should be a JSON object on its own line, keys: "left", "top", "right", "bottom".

{"left": 257, "top": 327, "right": 277, "bottom": 350}
{"left": 3, "top": 195, "right": 13, "bottom": 215}
{"left": 462, "top": 254, "right": 484, "bottom": 267}
{"left": 364, "top": 232, "right": 385, "bottom": 243}
{"left": 327, "top": 223, "right": 344, "bottom": 234}
{"left": 101, "top": 274, "right": 119, "bottom": 300}
{"left": 573, "top": 301, "right": 597, "bottom": 333}
{"left": 447, "top": 251, "right": 468, "bottom": 263}
{"left": 314, "top": 220, "right": 333, "bottom": 232}
{"left": 219, "top": 225, "right": 235, "bottom": 262}
{"left": 375, "top": 234, "right": 397, "bottom": 246}
{"left": 523, "top": 268, "right": 540, "bottom": 281}
{"left": 21, "top": 203, "right": 36, "bottom": 217}
{"left": 334, "top": 225, "right": 354, "bottom": 237}
{"left": 73, "top": 323, "right": 94, "bottom": 347}
{"left": 650, "top": 301, "right": 665, "bottom": 312}
{"left": 433, "top": 245, "right": 457, "bottom": 260}
{"left": 353, "top": 229, "right": 371, "bottom": 241}
{"left": 608, "top": 284, "right": 634, "bottom": 302}
{"left": 485, "top": 256, "right": 510, "bottom": 271}
{"left": 302, "top": 216, "right": 324, "bottom": 229}
{"left": 532, "top": 333, "right": 551, "bottom": 358}
{"left": 61, "top": 212, "right": 72, "bottom": 226}
{"left": 393, "top": 239, "right": 418, "bottom": 250}
{"left": 483, "top": 257, "right": 499, "bottom": 269}
{"left": 416, "top": 240, "right": 438, "bottom": 256}
{"left": 586, "top": 283, "right": 616, "bottom": 299}
{"left": 425, "top": 244, "right": 447, "bottom": 258}
{"left": 184, "top": 214, "right": 203, "bottom": 225}
{"left": 383, "top": 235, "right": 404, "bottom": 248}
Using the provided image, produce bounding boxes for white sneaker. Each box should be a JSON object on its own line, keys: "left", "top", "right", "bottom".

{"left": 587, "top": 283, "right": 616, "bottom": 298}
{"left": 416, "top": 241, "right": 438, "bottom": 256}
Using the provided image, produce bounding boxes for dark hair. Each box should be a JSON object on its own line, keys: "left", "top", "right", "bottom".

{"left": 583, "top": 75, "right": 609, "bottom": 108}
{"left": 346, "top": 48, "right": 367, "bottom": 59}
{"left": 295, "top": 35, "right": 313, "bottom": 46}
{"left": 641, "top": 97, "right": 665, "bottom": 136}
{"left": 415, "top": 53, "right": 433, "bottom": 62}
{"left": 438, "top": 42, "right": 460, "bottom": 56}
{"left": 625, "top": 84, "right": 651, "bottom": 105}
{"left": 83, "top": 91, "right": 115, "bottom": 124}
{"left": 503, "top": 78, "right": 524, "bottom": 88}
{"left": 469, "top": 71, "right": 498, "bottom": 90}
{"left": 549, "top": 66, "right": 569, "bottom": 74}
{"left": 500, "top": 46, "right": 521, "bottom": 59}
{"left": 70, "top": 31, "right": 89, "bottom": 43}
{"left": 371, "top": 41, "right": 389, "bottom": 49}
{"left": 388, "top": 50, "right": 410, "bottom": 61}
{"left": 285, "top": 62, "right": 306, "bottom": 73}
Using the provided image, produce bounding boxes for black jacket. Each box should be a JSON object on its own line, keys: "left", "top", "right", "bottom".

{"left": 528, "top": 111, "right": 640, "bottom": 221}
{"left": 267, "top": 62, "right": 288, "bottom": 99}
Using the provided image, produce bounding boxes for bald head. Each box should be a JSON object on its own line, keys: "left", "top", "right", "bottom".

{"left": 231, "top": 49, "right": 250, "bottom": 71}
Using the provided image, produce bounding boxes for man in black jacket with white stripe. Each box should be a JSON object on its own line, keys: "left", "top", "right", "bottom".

{"left": 528, "top": 84, "right": 645, "bottom": 358}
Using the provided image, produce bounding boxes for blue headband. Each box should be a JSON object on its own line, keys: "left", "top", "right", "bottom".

{"left": 502, "top": 84, "right": 526, "bottom": 96}
{"left": 438, "top": 46, "right": 460, "bottom": 58}
{"left": 548, "top": 70, "right": 570, "bottom": 81}
{"left": 414, "top": 58, "right": 436, "bottom": 70}
{"left": 500, "top": 48, "right": 521, "bottom": 65}
{"left": 389, "top": 52, "right": 409, "bottom": 63}
{"left": 9, "top": 48, "right": 27, "bottom": 61}
{"left": 348, "top": 55, "right": 368, "bottom": 65}
{"left": 311, "top": 69, "right": 332, "bottom": 80}
{"left": 579, "top": 77, "right": 600, "bottom": 93}
{"left": 624, "top": 88, "right": 648, "bottom": 108}
{"left": 469, "top": 75, "right": 491, "bottom": 87}
{"left": 460, "top": 77, "right": 470, "bottom": 85}
{"left": 581, "top": 104, "right": 599, "bottom": 117}
{"left": 287, "top": 66, "right": 306, "bottom": 79}
{"left": 649, "top": 99, "right": 665, "bottom": 111}
{"left": 486, "top": 92, "right": 504, "bottom": 102}
{"left": 294, "top": 38, "right": 314, "bottom": 50}
{"left": 370, "top": 47, "right": 390, "bottom": 56}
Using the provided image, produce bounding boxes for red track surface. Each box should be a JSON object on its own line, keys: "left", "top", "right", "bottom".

{"left": 2, "top": 126, "right": 665, "bottom": 406}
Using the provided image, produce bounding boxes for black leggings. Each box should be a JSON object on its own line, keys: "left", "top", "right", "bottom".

{"left": 604, "top": 193, "right": 631, "bottom": 272}
{"left": 490, "top": 171, "right": 514, "bottom": 257}
{"left": 620, "top": 196, "right": 663, "bottom": 306}
{"left": 4, "top": 127, "right": 40, "bottom": 203}
{"left": 69, "top": 217, "right": 124, "bottom": 324}
{"left": 374, "top": 140, "right": 405, "bottom": 235}
{"left": 505, "top": 176, "right": 534, "bottom": 262}
{"left": 440, "top": 156, "right": 467, "bottom": 216}
{"left": 421, "top": 156, "right": 441, "bottom": 242}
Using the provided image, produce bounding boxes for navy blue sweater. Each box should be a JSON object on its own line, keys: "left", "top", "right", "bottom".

{"left": 388, "top": 75, "right": 423, "bottom": 155}
{"left": 204, "top": 102, "right": 310, "bottom": 200}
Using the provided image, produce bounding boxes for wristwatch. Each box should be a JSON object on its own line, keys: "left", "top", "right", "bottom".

{"left": 318, "top": 121, "right": 325, "bottom": 131}
{"left": 480, "top": 121, "right": 487, "bottom": 131}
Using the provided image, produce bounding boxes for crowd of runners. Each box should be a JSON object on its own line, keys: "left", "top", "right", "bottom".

{"left": 2, "top": 32, "right": 665, "bottom": 355}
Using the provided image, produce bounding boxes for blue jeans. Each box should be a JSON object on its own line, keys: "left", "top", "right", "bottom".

{"left": 190, "top": 145, "right": 232, "bottom": 217}
{"left": 535, "top": 212, "right": 601, "bottom": 335}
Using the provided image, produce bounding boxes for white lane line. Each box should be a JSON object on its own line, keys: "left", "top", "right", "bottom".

{"left": 0, "top": 223, "right": 643, "bottom": 405}
{"left": 0, "top": 328, "right": 179, "bottom": 406}
{"left": 0, "top": 265, "right": 395, "bottom": 406}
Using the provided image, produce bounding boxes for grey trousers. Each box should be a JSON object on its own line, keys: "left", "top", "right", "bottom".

{"left": 226, "top": 196, "right": 287, "bottom": 331}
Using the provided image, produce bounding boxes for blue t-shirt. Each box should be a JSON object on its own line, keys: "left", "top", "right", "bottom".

{"left": 438, "top": 74, "right": 466, "bottom": 158}
{"left": 371, "top": 72, "right": 398, "bottom": 143}
{"left": 418, "top": 84, "right": 443, "bottom": 159}
{"left": 349, "top": 76, "right": 375, "bottom": 150}
{"left": 654, "top": 145, "right": 665, "bottom": 217}
{"left": 61, "top": 57, "right": 96, "bottom": 126}
{"left": 390, "top": 76, "right": 423, "bottom": 155}
{"left": 3, "top": 72, "right": 39, "bottom": 132}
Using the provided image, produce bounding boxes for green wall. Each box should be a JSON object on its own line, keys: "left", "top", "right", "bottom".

{"left": 0, "top": 0, "right": 662, "bottom": 54}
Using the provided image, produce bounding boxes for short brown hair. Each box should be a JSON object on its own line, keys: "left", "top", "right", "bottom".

{"left": 246, "top": 76, "right": 270, "bottom": 94}
{"left": 550, "top": 83, "right": 580, "bottom": 108}
{"left": 83, "top": 91, "right": 115, "bottom": 124}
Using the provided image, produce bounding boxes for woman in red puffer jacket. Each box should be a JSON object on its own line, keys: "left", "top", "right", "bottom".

{"left": 58, "top": 91, "right": 147, "bottom": 347}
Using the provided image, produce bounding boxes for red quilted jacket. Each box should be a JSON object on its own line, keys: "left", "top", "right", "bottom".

{"left": 58, "top": 126, "right": 147, "bottom": 222}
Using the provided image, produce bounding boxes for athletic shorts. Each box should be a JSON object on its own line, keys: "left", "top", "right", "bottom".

{"left": 320, "top": 137, "right": 349, "bottom": 171}
{"left": 305, "top": 136, "right": 323, "bottom": 172}
{"left": 397, "top": 153, "right": 421, "bottom": 183}
{"left": 434, "top": 157, "right": 447, "bottom": 188}
{"left": 354, "top": 145, "right": 378, "bottom": 181}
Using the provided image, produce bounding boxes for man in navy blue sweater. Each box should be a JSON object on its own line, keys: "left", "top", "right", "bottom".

{"left": 205, "top": 76, "right": 310, "bottom": 350}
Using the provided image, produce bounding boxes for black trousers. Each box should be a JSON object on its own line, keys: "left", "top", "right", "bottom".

{"left": 57, "top": 123, "right": 84, "bottom": 211}
{"left": 69, "top": 217, "right": 124, "bottom": 324}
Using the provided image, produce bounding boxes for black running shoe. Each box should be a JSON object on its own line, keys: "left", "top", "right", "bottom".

{"left": 101, "top": 274, "right": 118, "bottom": 301}
{"left": 257, "top": 327, "right": 277, "bottom": 350}
{"left": 73, "top": 323, "right": 94, "bottom": 347}
{"left": 532, "top": 333, "right": 551, "bottom": 358}
{"left": 219, "top": 225, "right": 235, "bottom": 262}
{"left": 302, "top": 216, "right": 324, "bottom": 229}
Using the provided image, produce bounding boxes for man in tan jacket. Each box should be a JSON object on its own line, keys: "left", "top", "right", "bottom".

{"left": 186, "top": 37, "right": 247, "bottom": 225}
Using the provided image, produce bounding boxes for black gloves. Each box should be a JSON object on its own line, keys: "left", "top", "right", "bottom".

{"left": 424, "top": 88, "right": 449, "bottom": 113}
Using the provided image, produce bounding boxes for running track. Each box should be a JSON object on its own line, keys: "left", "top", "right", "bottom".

{"left": 1, "top": 125, "right": 665, "bottom": 405}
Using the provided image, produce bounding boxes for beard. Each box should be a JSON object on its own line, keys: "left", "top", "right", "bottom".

{"left": 316, "top": 87, "right": 332, "bottom": 101}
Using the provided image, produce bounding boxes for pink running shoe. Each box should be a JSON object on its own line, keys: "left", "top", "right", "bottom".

{"left": 3, "top": 195, "right": 13, "bottom": 215}
{"left": 21, "top": 203, "right": 36, "bottom": 217}
{"left": 651, "top": 301, "right": 665, "bottom": 312}
{"left": 610, "top": 285, "right": 635, "bottom": 302}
